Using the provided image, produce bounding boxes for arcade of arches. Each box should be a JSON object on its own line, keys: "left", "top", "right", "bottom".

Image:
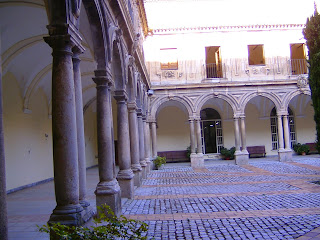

{"left": 0, "top": 0, "right": 317, "bottom": 239}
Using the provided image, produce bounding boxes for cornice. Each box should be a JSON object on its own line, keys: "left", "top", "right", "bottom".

{"left": 151, "top": 23, "right": 306, "bottom": 35}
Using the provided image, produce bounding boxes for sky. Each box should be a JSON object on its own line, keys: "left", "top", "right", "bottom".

{"left": 144, "top": 0, "right": 320, "bottom": 29}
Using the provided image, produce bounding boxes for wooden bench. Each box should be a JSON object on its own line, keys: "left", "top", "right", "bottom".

{"left": 306, "top": 143, "right": 318, "bottom": 154}
{"left": 246, "top": 146, "right": 266, "bottom": 158}
{"left": 158, "top": 150, "right": 189, "bottom": 163}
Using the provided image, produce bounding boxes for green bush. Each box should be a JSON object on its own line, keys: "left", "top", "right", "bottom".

{"left": 38, "top": 204, "right": 148, "bottom": 240}
{"left": 154, "top": 156, "right": 166, "bottom": 169}
{"left": 293, "top": 143, "right": 310, "bottom": 155}
{"left": 220, "top": 147, "right": 236, "bottom": 160}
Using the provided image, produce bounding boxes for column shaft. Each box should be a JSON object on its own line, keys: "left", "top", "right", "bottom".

{"left": 283, "top": 115, "right": 291, "bottom": 149}
{"left": 0, "top": 41, "right": 8, "bottom": 239}
{"left": 44, "top": 35, "right": 83, "bottom": 224}
{"left": 234, "top": 118, "right": 241, "bottom": 152}
{"left": 195, "top": 119, "right": 202, "bottom": 154}
{"left": 240, "top": 117, "right": 247, "bottom": 151}
{"left": 151, "top": 122, "right": 157, "bottom": 158}
{"left": 146, "top": 122, "right": 152, "bottom": 160}
{"left": 277, "top": 115, "right": 284, "bottom": 150}
{"left": 115, "top": 92, "right": 134, "bottom": 198}
{"left": 189, "top": 119, "right": 196, "bottom": 153}
{"left": 128, "top": 103, "right": 141, "bottom": 171}
{"left": 143, "top": 118, "right": 151, "bottom": 173}
{"left": 72, "top": 49, "right": 88, "bottom": 208}
{"left": 93, "top": 70, "right": 121, "bottom": 216}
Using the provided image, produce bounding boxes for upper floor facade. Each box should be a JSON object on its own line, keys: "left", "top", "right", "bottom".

{"left": 143, "top": 24, "right": 308, "bottom": 87}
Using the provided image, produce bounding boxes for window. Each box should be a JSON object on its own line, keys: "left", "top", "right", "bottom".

{"left": 205, "top": 46, "right": 223, "bottom": 78}
{"left": 248, "top": 44, "right": 265, "bottom": 65}
{"left": 160, "top": 48, "right": 178, "bottom": 70}
{"left": 290, "top": 43, "right": 307, "bottom": 75}
{"left": 270, "top": 107, "right": 296, "bottom": 150}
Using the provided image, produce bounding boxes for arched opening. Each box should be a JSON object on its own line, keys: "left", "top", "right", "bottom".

{"left": 200, "top": 108, "right": 223, "bottom": 154}
{"left": 270, "top": 107, "right": 296, "bottom": 150}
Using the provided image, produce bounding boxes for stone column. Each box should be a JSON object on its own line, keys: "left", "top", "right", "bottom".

{"left": 72, "top": 47, "right": 92, "bottom": 221}
{"left": 114, "top": 90, "right": 134, "bottom": 199}
{"left": 151, "top": 121, "right": 157, "bottom": 158}
{"left": 0, "top": 39, "right": 8, "bottom": 239}
{"left": 240, "top": 117, "right": 248, "bottom": 153}
{"left": 93, "top": 70, "right": 121, "bottom": 217}
{"left": 44, "top": 35, "right": 84, "bottom": 225}
{"left": 145, "top": 120, "right": 153, "bottom": 170}
{"left": 192, "top": 117, "right": 204, "bottom": 168}
{"left": 189, "top": 118, "right": 196, "bottom": 154}
{"left": 128, "top": 102, "right": 142, "bottom": 187}
{"left": 195, "top": 118, "right": 203, "bottom": 154}
{"left": 137, "top": 110, "right": 147, "bottom": 178}
{"left": 283, "top": 115, "right": 291, "bottom": 150}
{"left": 143, "top": 116, "right": 151, "bottom": 174}
{"left": 234, "top": 118, "right": 241, "bottom": 152}
{"left": 277, "top": 115, "right": 284, "bottom": 150}
{"left": 235, "top": 116, "right": 249, "bottom": 165}
{"left": 277, "top": 114, "right": 291, "bottom": 161}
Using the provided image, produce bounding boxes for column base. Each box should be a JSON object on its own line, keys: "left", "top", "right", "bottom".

{"left": 133, "top": 170, "right": 142, "bottom": 187}
{"left": 48, "top": 204, "right": 84, "bottom": 226}
{"left": 145, "top": 158, "right": 151, "bottom": 174}
{"left": 235, "top": 151, "right": 249, "bottom": 165}
{"left": 278, "top": 149, "right": 292, "bottom": 162}
{"left": 117, "top": 178, "right": 134, "bottom": 199}
{"left": 117, "top": 169, "right": 134, "bottom": 199}
{"left": 95, "top": 179, "right": 121, "bottom": 217}
{"left": 140, "top": 160, "right": 147, "bottom": 179}
{"left": 191, "top": 153, "right": 204, "bottom": 168}
{"left": 80, "top": 200, "right": 94, "bottom": 223}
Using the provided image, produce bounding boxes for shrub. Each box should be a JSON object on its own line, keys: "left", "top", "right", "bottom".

{"left": 293, "top": 143, "right": 310, "bottom": 155}
{"left": 220, "top": 147, "right": 236, "bottom": 160}
{"left": 38, "top": 204, "right": 148, "bottom": 240}
{"left": 154, "top": 156, "right": 166, "bottom": 169}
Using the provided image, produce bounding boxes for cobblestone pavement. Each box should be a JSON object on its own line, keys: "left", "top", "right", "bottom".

{"left": 7, "top": 155, "right": 320, "bottom": 239}
{"left": 123, "top": 156, "right": 320, "bottom": 239}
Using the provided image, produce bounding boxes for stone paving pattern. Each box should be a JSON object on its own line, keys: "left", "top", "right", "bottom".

{"left": 7, "top": 155, "right": 320, "bottom": 239}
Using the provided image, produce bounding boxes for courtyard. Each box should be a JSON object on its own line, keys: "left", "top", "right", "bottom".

{"left": 7, "top": 155, "right": 320, "bottom": 240}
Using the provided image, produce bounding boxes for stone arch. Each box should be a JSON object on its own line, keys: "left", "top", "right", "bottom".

{"left": 111, "top": 40, "right": 125, "bottom": 90}
{"left": 195, "top": 93, "right": 237, "bottom": 117}
{"left": 150, "top": 96, "right": 193, "bottom": 120}
{"left": 125, "top": 55, "right": 136, "bottom": 102}
{"left": 283, "top": 89, "right": 312, "bottom": 111}
{"left": 82, "top": 0, "right": 110, "bottom": 70}
{"left": 241, "top": 92, "right": 282, "bottom": 114}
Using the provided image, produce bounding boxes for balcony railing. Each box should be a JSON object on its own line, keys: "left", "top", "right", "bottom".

{"left": 206, "top": 63, "right": 226, "bottom": 78}
{"left": 289, "top": 59, "right": 308, "bottom": 75}
{"left": 148, "top": 58, "right": 308, "bottom": 85}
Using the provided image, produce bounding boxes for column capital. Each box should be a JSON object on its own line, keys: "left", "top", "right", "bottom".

{"left": 137, "top": 108, "right": 143, "bottom": 117}
{"left": 114, "top": 90, "right": 128, "bottom": 103}
{"left": 44, "top": 34, "right": 74, "bottom": 55}
{"left": 142, "top": 115, "right": 147, "bottom": 121}
{"left": 127, "top": 102, "right": 137, "bottom": 111}
{"left": 93, "top": 69, "right": 113, "bottom": 87}
{"left": 194, "top": 116, "right": 201, "bottom": 121}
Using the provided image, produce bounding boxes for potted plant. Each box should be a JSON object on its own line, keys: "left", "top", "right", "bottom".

{"left": 154, "top": 156, "right": 166, "bottom": 169}
{"left": 220, "top": 147, "right": 236, "bottom": 160}
{"left": 293, "top": 143, "right": 310, "bottom": 155}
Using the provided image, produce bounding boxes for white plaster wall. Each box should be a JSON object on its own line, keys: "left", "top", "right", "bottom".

{"left": 157, "top": 106, "right": 189, "bottom": 151}
{"left": 84, "top": 105, "right": 98, "bottom": 167}
{"left": 295, "top": 102, "right": 317, "bottom": 144}
{"left": 245, "top": 103, "right": 275, "bottom": 155}
{"left": 222, "top": 120, "right": 235, "bottom": 149}
{"left": 3, "top": 72, "right": 53, "bottom": 191}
